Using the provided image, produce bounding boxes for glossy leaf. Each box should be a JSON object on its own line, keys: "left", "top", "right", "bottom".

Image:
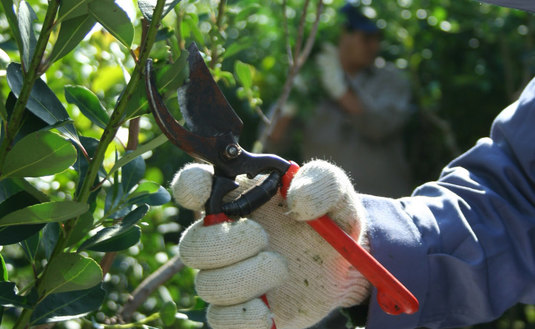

{"left": 0, "top": 201, "right": 89, "bottom": 227}
{"left": 6, "top": 63, "right": 79, "bottom": 142}
{"left": 39, "top": 253, "right": 102, "bottom": 296}
{"left": 123, "top": 50, "right": 188, "bottom": 119}
{"left": 3, "top": 130, "right": 77, "bottom": 178}
{"left": 0, "top": 189, "right": 37, "bottom": 214}
{"left": 0, "top": 190, "right": 43, "bottom": 245}
{"left": 108, "top": 134, "right": 168, "bottom": 178}
{"left": 0, "top": 178, "right": 23, "bottom": 202}
{"left": 84, "top": 226, "right": 140, "bottom": 252}
{"left": 17, "top": 1, "right": 37, "bottom": 70}
{"left": 78, "top": 204, "right": 148, "bottom": 252}
{"left": 19, "top": 231, "right": 39, "bottom": 262}
{"left": 138, "top": 0, "right": 182, "bottom": 22}
{"left": 56, "top": 0, "right": 91, "bottom": 23}
{"left": 65, "top": 212, "right": 94, "bottom": 248}
{"left": 0, "top": 0, "right": 23, "bottom": 54}
{"left": 30, "top": 285, "right": 105, "bottom": 325}
{"left": 128, "top": 182, "right": 171, "bottom": 206}
{"left": 49, "top": 15, "right": 96, "bottom": 63}
{"left": 0, "top": 224, "right": 45, "bottom": 245}
{"left": 73, "top": 137, "right": 106, "bottom": 197}
{"left": 88, "top": 0, "right": 134, "bottom": 47}
{"left": 0, "top": 282, "right": 32, "bottom": 308}
{"left": 65, "top": 85, "right": 109, "bottom": 129}
{"left": 121, "top": 154, "right": 145, "bottom": 193}
{"left": 0, "top": 254, "right": 7, "bottom": 281}
{"left": 42, "top": 223, "right": 60, "bottom": 260}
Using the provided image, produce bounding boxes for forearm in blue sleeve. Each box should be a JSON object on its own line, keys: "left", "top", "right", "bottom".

{"left": 361, "top": 78, "right": 535, "bottom": 329}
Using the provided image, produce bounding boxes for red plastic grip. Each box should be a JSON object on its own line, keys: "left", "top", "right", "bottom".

{"left": 281, "top": 162, "right": 419, "bottom": 315}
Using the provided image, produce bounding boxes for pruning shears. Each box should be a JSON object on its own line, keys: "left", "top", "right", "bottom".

{"left": 145, "top": 43, "right": 419, "bottom": 327}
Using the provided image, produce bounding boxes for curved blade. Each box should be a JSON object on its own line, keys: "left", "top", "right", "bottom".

{"left": 145, "top": 59, "right": 220, "bottom": 164}
{"left": 178, "top": 43, "right": 243, "bottom": 139}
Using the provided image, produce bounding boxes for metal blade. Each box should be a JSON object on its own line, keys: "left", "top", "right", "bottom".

{"left": 145, "top": 58, "right": 220, "bottom": 164}
{"left": 178, "top": 43, "right": 243, "bottom": 140}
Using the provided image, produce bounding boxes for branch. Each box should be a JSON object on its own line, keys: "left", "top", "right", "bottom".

{"left": 257, "top": 0, "right": 324, "bottom": 150}
{"left": 75, "top": 0, "right": 166, "bottom": 205}
{"left": 0, "top": 0, "right": 61, "bottom": 174}
{"left": 209, "top": 0, "right": 227, "bottom": 69}
{"left": 120, "top": 254, "right": 184, "bottom": 321}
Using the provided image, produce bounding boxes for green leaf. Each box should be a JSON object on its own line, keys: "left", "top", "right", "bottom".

{"left": 74, "top": 137, "right": 106, "bottom": 197}
{"left": 30, "top": 285, "right": 105, "bottom": 325}
{"left": 224, "top": 39, "right": 253, "bottom": 58}
{"left": 0, "top": 223, "right": 44, "bottom": 245}
{"left": 0, "top": 282, "right": 32, "bottom": 308}
{"left": 6, "top": 63, "right": 79, "bottom": 142}
{"left": 78, "top": 205, "right": 148, "bottom": 252}
{"left": 65, "top": 211, "right": 94, "bottom": 248}
{"left": 0, "top": 254, "right": 7, "bottom": 281}
{"left": 108, "top": 134, "right": 168, "bottom": 178}
{"left": 235, "top": 60, "right": 254, "bottom": 90}
{"left": 160, "top": 300, "right": 178, "bottom": 326}
{"left": 3, "top": 130, "right": 77, "bottom": 178}
{"left": 84, "top": 226, "right": 140, "bottom": 252}
{"left": 42, "top": 222, "right": 60, "bottom": 260}
{"left": 0, "top": 201, "right": 89, "bottom": 227}
{"left": 138, "top": 0, "right": 182, "bottom": 22}
{"left": 159, "top": 50, "right": 190, "bottom": 90}
{"left": 20, "top": 231, "right": 39, "bottom": 262}
{"left": 49, "top": 14, "right": 96, "bottom": 63}
{"left": 88, "top": 0, "right": 134, "bottom": 47}
{"left": 17, "top": 1, "right": 37, "bottom": 71}
{"left": 121, "top": 154, "right": 145, "bottom": 193}
{"left": 0, "top": 191, "right": 44, "bottom": 245}
{"left": 39, "top": 253, "right": 102, "bottom": 296}
{"left": 183, "top": 13, "right": 204, "bottom": 46}
{"left": 65, "top": 85, "right": 109, "bottom": 129}
{"left": 128, "top": 182, "right": 170, "bottom": 206}
{"left": 0, "top": 0, "right": 23, "bottom": 55}
{"left": 124, "top": 50, "right": 188, "bottom": 119}
{"left": 57, "top": 0, "right": 91, "bottom": 23}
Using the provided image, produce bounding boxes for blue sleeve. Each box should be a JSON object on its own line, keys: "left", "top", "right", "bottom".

{"left": 363, "top": 77, "right": 535, "bottom": 329}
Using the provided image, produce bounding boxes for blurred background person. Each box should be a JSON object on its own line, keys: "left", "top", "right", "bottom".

{"left": 305, "top": 3, "right": 413, "bottom": 198}
{"left": 267, "top": 3, "right": 414, "bottom": 199}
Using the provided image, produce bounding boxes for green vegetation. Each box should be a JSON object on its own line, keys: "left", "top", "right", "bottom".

{"left": 0, "top": 0, "right": 533, "bottom": 328}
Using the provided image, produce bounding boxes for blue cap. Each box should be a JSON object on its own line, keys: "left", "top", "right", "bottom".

{"left": 340, "top": 3, "right": 379, "bottom": 33}
{"left": 478, "top": 0, "right": 535, "bottom": 12}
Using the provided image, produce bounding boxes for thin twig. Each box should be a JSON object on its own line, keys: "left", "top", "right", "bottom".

{"left": 257, "top": 0, "right": 324, "bottom": 150}
{"left": 297, "top": 1, "right": 324, "bottom": 69}
{"left": 209, "top": 0, "right": 227, "bottom": 69}
{"left": 292, "top": 0, "right": 311, "bottom": 65}
{"left": 282, "top": 0, "right": 293, "bottom": 66}
{"left": 119, "top": 254, "right": 184, "bottom": 321}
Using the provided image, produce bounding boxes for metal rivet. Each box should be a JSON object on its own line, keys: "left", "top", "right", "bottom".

{"left": 224, "top": 144, "right": 241, "bottom": 159}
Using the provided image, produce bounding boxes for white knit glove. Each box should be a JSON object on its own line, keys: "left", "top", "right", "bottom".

{"left": 174, "top": 160, "right": 371, "bottom": 329}
{"left": 315, "top": 43, "right": 348, "bottom": 99}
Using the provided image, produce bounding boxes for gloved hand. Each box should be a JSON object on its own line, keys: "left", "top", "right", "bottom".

{"left": 174, "top": 160, "right": 371, "bottom": 329}
{"left": 315, "top": 43, "right": 348, "bottom": 100}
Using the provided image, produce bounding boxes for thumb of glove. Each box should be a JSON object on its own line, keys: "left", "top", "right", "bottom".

{"left": 171, "top": 163, "right": 213, "bottom": 212}
{"left": 286, "top": 160, "right": 366, "bottom": 238}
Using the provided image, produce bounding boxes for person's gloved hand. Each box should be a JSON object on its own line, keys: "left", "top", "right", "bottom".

{"left": 316, "top": 43, "right": 348, "bottom": 100}
{"left": 174, "top": 160, "right": 371, "bottom": 329}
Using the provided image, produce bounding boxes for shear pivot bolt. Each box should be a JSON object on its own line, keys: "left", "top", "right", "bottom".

{"left": 224, "top": 144, "right": 241, "bottom": 159}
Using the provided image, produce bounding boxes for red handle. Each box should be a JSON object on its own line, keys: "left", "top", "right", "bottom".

{"left": 282, "top": 162, "right": 419, "bottom": 315}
